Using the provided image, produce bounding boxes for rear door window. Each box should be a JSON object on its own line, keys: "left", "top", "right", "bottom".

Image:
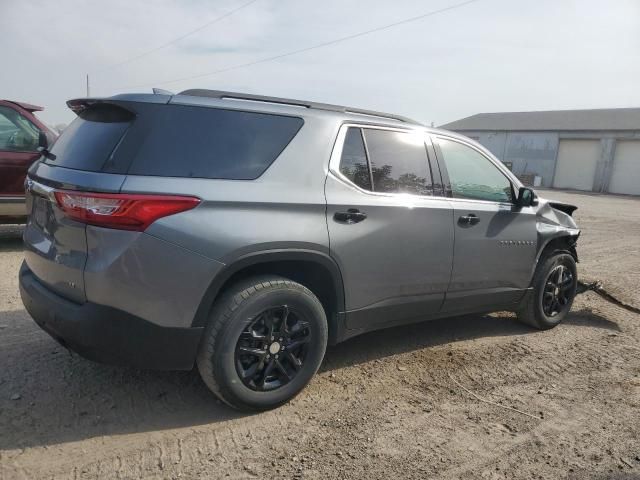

{"left": 363, "top": 128, "right": 433, "bottom": 196}
{"left": 127, "top": 105, "right": 304, "bottom": 180}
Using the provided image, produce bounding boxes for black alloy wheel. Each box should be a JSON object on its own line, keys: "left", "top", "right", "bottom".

{"left": 516, "top": 252, "right": 578, "bottom": 330}
{"left": 235, "top": 305, "right": 311, "bottom": 392}
{"left": 542, "top": 264, "right": 575, "bottom": 317}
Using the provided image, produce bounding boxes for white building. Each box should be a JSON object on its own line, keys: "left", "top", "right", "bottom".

{"left": 441, "top": 108, "right": 640, "bottom": 195}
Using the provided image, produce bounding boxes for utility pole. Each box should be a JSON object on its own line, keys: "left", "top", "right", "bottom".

{"left": 86, "top": 74, "right": 90, "bottom": 96}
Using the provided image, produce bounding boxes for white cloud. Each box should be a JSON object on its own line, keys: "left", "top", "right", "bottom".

{"left": 1, "top": 0, "right": 639, "bottom": 126}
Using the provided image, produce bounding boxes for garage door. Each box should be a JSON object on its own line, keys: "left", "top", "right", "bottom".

{"left": 608, "top": 141, "right": 640, "bottom": 195}
{"left": 553, "top": 139, "right": 601, "bottom": 191}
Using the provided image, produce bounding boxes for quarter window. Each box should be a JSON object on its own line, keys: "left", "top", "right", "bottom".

{"left": 339, "top": 127, "right": 372, "bottom": 190}
{"left": 363, "top": 129, "right": 432, "bottom": 195}
{"left": 127, "top": 105, "right": 304, "bottom": 179}
{"left": 438, "top": 138, "right": 513, "bottom": 203}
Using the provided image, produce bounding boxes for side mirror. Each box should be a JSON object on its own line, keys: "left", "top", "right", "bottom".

{"left": 516, "top": 187, "right": 537, "bottom": 207}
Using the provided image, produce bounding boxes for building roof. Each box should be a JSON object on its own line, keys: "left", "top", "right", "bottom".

{"left": 440, "top": 107, "right": 640, "bottom": 132}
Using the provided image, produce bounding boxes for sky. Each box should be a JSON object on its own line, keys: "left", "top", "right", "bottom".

{"left": 1, "top": 0, "right": 639, "bottom": 127}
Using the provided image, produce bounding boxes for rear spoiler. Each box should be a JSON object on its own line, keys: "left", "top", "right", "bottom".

{"left": 66, "top": 98, "right": 106, "bottom": 114}
{"left": 67, "top": 93, "right": 172, "bottom": 115}
{"left": 67, "top": 98, "right": 96, "bottom": 114}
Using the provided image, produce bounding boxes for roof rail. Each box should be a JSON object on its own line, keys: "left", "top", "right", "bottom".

{"left": 178, "top": 89, "right": 421, "bottom": 125}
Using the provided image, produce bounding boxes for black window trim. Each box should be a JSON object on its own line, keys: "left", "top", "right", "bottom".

{"left": 358, "top": 127, "right": 376, "bottom": 190}
{"left": 330, "top": 122, "right": 437, "bottom": 199}
{"left": 424, "top": 135, "right": 445, "bottom": 197}
{"left": 432, "top": 133, "right": 522, "bottom": 206}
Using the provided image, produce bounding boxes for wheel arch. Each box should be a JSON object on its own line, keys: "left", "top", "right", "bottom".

{"left": 538, "top": 234, "right": 579, "bottom": 261}
{"left": 192, "top": 249, "right": 346, "bottom": 345}
{"left": 530, "top": 233, "right": 579, "bottom": 285}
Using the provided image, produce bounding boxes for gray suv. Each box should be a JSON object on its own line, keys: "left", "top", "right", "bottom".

{"left": 19, "top": 89, "right": 580, "bottom": 410}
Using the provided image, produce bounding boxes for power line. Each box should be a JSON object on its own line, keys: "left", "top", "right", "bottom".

{"left": 97, "top": 0, "right": 261, "bottom": 72}
{"left": 119, "top": 0, "right": 482, "bottom": 90}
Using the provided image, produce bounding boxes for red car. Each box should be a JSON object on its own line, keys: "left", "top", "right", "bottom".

{"left": 0, "top": 100, "right": 57, "bottom": 224}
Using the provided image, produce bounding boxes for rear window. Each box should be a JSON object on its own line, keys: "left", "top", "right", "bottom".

{"left": 49, "top": 103, "right": 304, "bottom": 179}
{"left": 46, "top": 104, "right": 133, "bottom": 171}
{"left": 127, "top": 105, "right": 304, "bottom": 179}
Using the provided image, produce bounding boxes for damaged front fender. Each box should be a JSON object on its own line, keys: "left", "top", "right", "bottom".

{"left": 530, "top": 196, "right": 581, "bottom": 276}
{"left": 536, "top": 197, "right": 579, "bottom": 235}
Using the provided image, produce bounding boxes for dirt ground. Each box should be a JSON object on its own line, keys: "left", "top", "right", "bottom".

{"left": 1, "top": 190, "right": 639, "bottom": 480}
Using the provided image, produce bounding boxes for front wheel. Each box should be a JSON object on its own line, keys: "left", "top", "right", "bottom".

{"left": 517, "top": 252, "right": 577, "bottom": 330}
{"left": 197, "top": 276, "right": 328, "bottom": 411}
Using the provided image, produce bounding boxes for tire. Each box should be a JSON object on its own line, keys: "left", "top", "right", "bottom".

{"left": 517, "top": 252, "right": 577, "bottom": 330}
{"left": 196, "top": 275, "right": 328, "bottom": 411}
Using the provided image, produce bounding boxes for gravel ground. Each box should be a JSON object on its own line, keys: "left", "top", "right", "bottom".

{"left": 0, "top": 190, "right": 639, "bottom": 480}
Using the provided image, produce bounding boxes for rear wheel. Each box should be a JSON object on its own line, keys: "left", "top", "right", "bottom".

{"left": 517, "top": 252, "right": 577, "bottom": 330}
{"left": 197, "top": 276, "right": 328, "bottom": 411}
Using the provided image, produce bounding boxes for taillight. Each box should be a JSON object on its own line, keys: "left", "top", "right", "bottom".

{"left": 53, "top": 191, "right": 200, "bottom": 231}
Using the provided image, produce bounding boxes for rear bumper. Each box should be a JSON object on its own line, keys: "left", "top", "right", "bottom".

{"left": 19, "top": 262, "right": 203, "bottom": 370}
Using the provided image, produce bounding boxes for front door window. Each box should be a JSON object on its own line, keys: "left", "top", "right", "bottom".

{"left": 438, "top": 137, "right": 513, "bottom": 203}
